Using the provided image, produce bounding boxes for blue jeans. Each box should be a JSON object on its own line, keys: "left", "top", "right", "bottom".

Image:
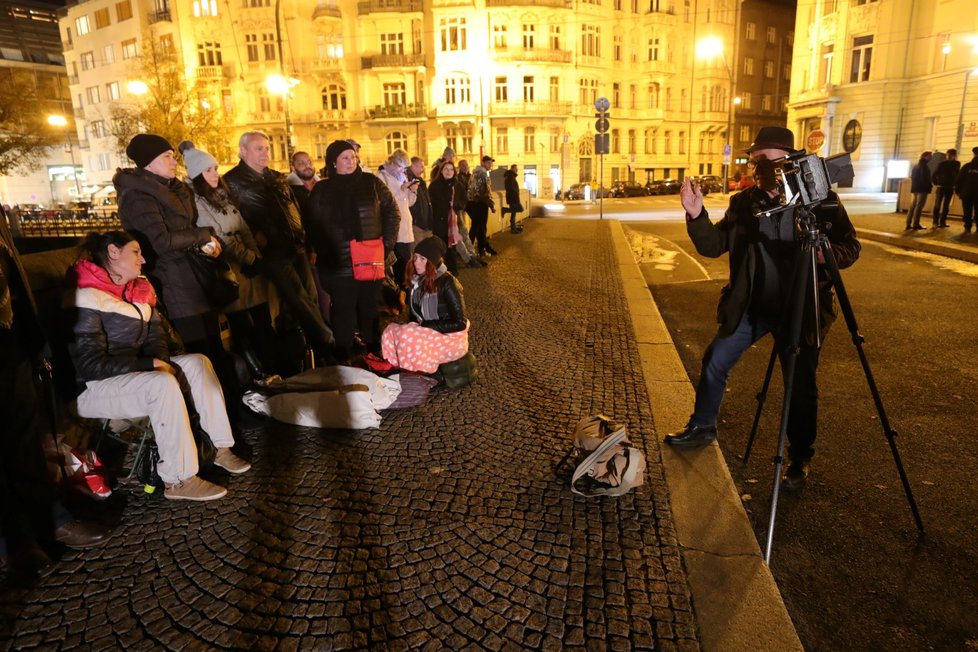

{"left": 692, "top": 314, "right": 821, "bottom": 461}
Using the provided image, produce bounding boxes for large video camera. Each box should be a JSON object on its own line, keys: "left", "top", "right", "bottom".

{"left": 756, "top": 151, "right": 854, "bottom": 218}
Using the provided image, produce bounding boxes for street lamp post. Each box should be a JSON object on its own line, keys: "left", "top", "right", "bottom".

{"left": 47, "top": 114, "right": 80, "bottom": 200}
{"left": 273, "top": 0, "right": 296, "bottom": 161}
{"left": 696, "top": 37, "right": 736, "bottom": 193}
{"left": 955, "top": 67, "right": 978, "bottom": 153}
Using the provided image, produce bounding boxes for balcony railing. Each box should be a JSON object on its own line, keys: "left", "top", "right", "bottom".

{"left": 297, "top": 57, "right": 343, "bottom": 73}
{"left": 147, "top": 8, "right": 171, "bottom": 23}
{"left": 486, "top": 0, "right": 569, "bottom": 6}
{"left": 196, "top": 65, "right": 223, "bottom": 80}
{"left": 494, "top": 48, "right": 572, "bottom": 64}
{"left": 299, "top": 109, "right": 352, "bottom": 123}
{"left": 312, "top": 3, "right": 341, "bottom": 18}
{"left": 357, "top": 0, "right": 421, "bottom": 14}
{"left": 430, "top": 102, "right": 478, "bottom": 118}
{"left": 365, "top": 104, "right": 427, "bottom": 120}
{"left": 490, "top": 101, "right": 573, "bottom": 117}
{"left": 361, "top": 53, "right": 424, "bottom": 69}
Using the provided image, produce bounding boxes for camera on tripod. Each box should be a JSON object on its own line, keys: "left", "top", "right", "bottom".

{"left": 758, "top": 151, "right": 855, "bottom": 218}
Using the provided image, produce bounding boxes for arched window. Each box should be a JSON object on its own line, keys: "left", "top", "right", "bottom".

{"left": 321, "top": 84, "right": 347, "bottom": 110}
{"left": 444, "top": 74, "right": 471, "bottom": 104}
{"left": 386, "top": 131, "right": 407, "bottom": 155}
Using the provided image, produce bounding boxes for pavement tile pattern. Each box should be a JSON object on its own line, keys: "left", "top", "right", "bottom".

{"left": 0, "top": 219, "right": 699, "bottom": 651}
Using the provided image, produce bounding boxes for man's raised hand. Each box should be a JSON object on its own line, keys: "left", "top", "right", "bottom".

{"left": 680, "top": 177, "right": 703, "bottom": 220}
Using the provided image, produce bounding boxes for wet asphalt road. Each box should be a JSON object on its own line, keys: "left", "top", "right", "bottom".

{"left": 625, "top": 218, "right": 978, "bottom": 651}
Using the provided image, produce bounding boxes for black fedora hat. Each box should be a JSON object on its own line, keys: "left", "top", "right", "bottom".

{"left": 745, "top": 126, "right": 797, "bottom": 153}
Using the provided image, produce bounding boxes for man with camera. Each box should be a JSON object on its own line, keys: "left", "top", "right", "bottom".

{"left": 665, "top": 126, "right": 861, "bottom": 491}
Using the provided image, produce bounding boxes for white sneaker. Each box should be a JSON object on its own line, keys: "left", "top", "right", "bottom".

{"left": 214, "top": 448, "right": 251, "bottom": 474}
{"left": 164, "top": 476, "right": 227, "bottom": 502}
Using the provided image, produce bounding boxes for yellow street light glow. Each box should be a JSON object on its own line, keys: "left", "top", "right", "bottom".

{"left": 47, "top": 114, "right": 68, "bottom": 127}
{"left": 733, "top": 96, "right": 742, "bottom": 105}
{"left": 265, "top": 74, "right": 300, "bottom": 95}
{"left": 127, "top": 80, "right": 149, "bottom": 95}
{"left": 695, "top": 36, "right": 724, "bottom": 60}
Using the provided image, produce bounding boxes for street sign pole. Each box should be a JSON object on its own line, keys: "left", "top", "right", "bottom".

{"left": 594, "top": 97, "right": 611, "bottom": 220}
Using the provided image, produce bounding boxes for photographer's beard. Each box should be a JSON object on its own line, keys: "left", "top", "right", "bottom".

{"left": 753, "top": 158, "right": 779, "bottom": 192}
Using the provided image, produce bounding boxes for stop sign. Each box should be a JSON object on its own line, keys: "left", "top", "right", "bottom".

{"left": 807, "top": 129, "right": 826, "bottom": 152}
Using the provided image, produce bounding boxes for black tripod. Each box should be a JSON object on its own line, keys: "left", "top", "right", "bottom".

{"left": 741, "top": 203, "right": 924, "bottom": 563}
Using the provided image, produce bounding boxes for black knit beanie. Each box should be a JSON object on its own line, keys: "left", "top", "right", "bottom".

{"left": 413, "top": 236, "right": 447, "bottom": 265}
{"left": 126, "top": 133, "right": 174, "bottom": 168}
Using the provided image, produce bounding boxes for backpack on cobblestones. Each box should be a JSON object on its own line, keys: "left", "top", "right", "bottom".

{"left": 563, "top": 415, "right": 646, "bottom": 497}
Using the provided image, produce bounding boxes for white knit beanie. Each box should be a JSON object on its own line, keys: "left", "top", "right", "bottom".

{"left": 178, "top": 140, "right": 218, "bottom": 179}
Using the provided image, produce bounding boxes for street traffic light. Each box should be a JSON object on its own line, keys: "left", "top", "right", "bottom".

{"left": 595, "top": 97, "right": 610, "bottom": 155}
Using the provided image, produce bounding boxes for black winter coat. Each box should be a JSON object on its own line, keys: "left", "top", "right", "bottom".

{"left": 224, "top": 161, "right": 306, "bottom": 256}
{"left": 408, "top": 170, "right": 434, "bottom": 231}
{"left": 306, "top": 170, "right": 400, "bottom": 278}
{"left": 687, "top": 187, "right": 861, "bottom": 341}
{"left": 910, "top": 162, "right": 932, "bottom": 194}
{"left": 956, "top": 158, "right": 978, "bottom": 198}
{"left": 114, "top": 168, "right": 214, "bottom": 320}
{"left": 428, "top": 175, "right": 466, "bottom": 243}
{"left": 409, "top": 273, "right": 467, "bottom": 333}
{"left": 504, "top": 170, "right": 520, "bottom": 205}
{"left": 933, "top": 159, "right": 960, "bottom": 189}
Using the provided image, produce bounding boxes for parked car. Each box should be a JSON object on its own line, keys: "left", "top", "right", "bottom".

{"left": 646, "top": 179, "right": 682, "bottom": 195}
{"left": 610, "top": 181, "right": 649, "bottom": 197}
{"left": 690, "top": 175, "right": 723, "bottom": 194}
{"left": 729, "top": 175, "right": 755, "bottom": 191}
{"left": 563, "top": 183, "right": 587, "bottom": 200}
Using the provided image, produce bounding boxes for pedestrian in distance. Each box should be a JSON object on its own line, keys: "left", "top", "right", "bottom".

{"left": 664, "top": 126, "right": 861, "bottom": 491}
{"left": 955, "top": 146, "right": 978, "bottom": 233}
{"left": 905, "top": 151, "right": 932, "bottom": 230}
{"left": 503, "top": 164, "right": 524, "bottom": 234}
{"left": 467, "top": 155, "right": 498, "bottom": 256}
{"left": 931, "top": 149, "right": 960, "bottom": 228}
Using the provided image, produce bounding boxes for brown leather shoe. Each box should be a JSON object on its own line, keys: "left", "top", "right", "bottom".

{"left": 54, "top": 520, "right": 111, "bottom": 549}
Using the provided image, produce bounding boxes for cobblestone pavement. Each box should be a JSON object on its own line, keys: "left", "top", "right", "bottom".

{"left": 0, "top": 219, "right": 699, "bottom": 651}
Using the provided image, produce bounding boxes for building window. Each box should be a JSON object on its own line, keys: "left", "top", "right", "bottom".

{"left": 550, "top": 128, "right": 560, "bottom": 152}
{"left": 494, "top": 76, "right": 508, "bottom": 102}
{"left": 492, "top": 25, "right": 508, "bottom": 49}
{"left": 444, "top": 126, "right": 458, "bottom": 152}
{"left": 244, "top": 0, "right": 270, "bottom": 6}
{"left": 94, "top": 8, "right": 110, "bottom": 29}
{"left": 383, "top": 83, "right": 406, "bottom": 107}
{"left": 740, "top": 91, "right": 752, "bottom": 109}
{"left": 317, "top": 34, "right": 343, "bottom": 60}
{"left": 80, "top": 51, "right": 95, "bottom": 70}
{"left": 581, "top": 25, "right": 600, "bottom": 57}
{"left": 524, "top": 126, "right": 535, "bottom": 153}
{"left": 386, "top": 132, "right": 407, "bottom": 155}
{"left": 745, "top": 21, "right": 755, "bottom": 40}
{"left": 75, "top": 16, "right": 91, "bottom": 35}
{"left": 197, "top": 42, "right": 223, "bottom": 66}
{"left": 159, "top": 34, "right": 174, "bottom": 54}
{"left": 262, "top": 33, "right": 275, "bottom": 60}
{"left": 678, "top": 130, "right": 686, "bottom": 155}
{"left": 91, "top": 120, "right": 107, "bottom": 138}
{"left": 523, "top": 75, "right": 534, "bottom": 102}
{"left": 614, "top": 35, "right": 622, "bottom": 61}
{"left": 245, "top": 34, "right": 259, "bottom": 62}
{"left": 495, "top": 127, "right": 509, "bottom": 154}
{"left": 628, "top": 129, "right": 636, "bottom": 154}
{"left": 439, "top": 17, "right": 466, "bottom": 52}
{"left": 321, "top": 84, "right": 346, "bottom": 110}
{"left": 739, "top": 125, "right": 751, "bottom": 143}
{"left": 648, "top": 83, "right": 660, "bottom": 109}
{"left": 103, "top": 45, "right": 115, "bottom": 65}
{"left": 762, "top": 94, "right": 772, "bottom": 111}
{"left": 764, "top": 60, "right": 774, "bottom": 78}
{"left": 664, "top": 130, "right": 672, "bottom": 155}
{"left": 522, "top": 24, "right": 535, "bottom": 49}
{"left": 86, "top": 86, "right": 100, "bottom": 104}
{"left": 193, "top": 0, "right": 218, "bottom": 16}
{"left": 550, "top": 76, "right": 559, "bottom": 102}
{"left": 579, "top": 78, "right": 598, "bottom": 105}
{"left": 648, "top": 37, "right": 660, "bottom": 61}
{"left": 121, "top": 38, "right": 137, "bottom": 59}
{"left": 611, "top": 128, "right": 620, "bottom": 154}
{"left": 549, "top": 25, "right": 561, "bottom": 50}
{"left": 116, "top": 0, "right": 133, "bottom": 21}
{"left": 444, "top": 76, "right": 470, "bottom": 104}
{"left": 380, "top": 33, "right": 404, "bottom": 55}
{"left": 613, "top": 82, "right": 620, "bottom": 108}
{"left": 766, "top": 26, "right": 776, "bottom": 44}
{"left": 106, "top": 81, "right": 120, "bottom": 100}
{"left": 645, "top": 128, "right": 657, "bottom": 154}
{"left": 744, "top": 57, "right": 754, "bottom": 76}
{"left": 850, "top": 35, "right": 873, "bottom": 83}
{"left": 819, "top": 43, "right": 833, "bottom": 87}
{"left": 460, "top": 124, "right": 473, "bottom": 152}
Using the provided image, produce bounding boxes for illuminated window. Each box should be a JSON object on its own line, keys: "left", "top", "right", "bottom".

{"left": 106, "top": 82, "right": 120, "bottom": 100}
{"left": 383, "top": 83, "right": 406, "bottom": 107}
{"left": 849, "top": 35, "right": 873, "bottom": 83}
{"left": 581, "top": 25, "right": 600, "bottom": 57}
{"left": 121, "top": 38, "right": 137, "bottom": 59}
{"left": 386, "top": 131, "right": 407, "bottom": 155}
{"left": 193, "top": 0, "right": 218, "bottom": 16}
{"left": 439, "top": 17, "right": 466, "bottom": 52}
{"left": 321, "top": 84, "right": 346, "bottom": 110}
{"left": 80, "top": 51, "right": 95, "bottom": 70}
{"left": 75, "top": 16, "right": 90, "bottom": 35}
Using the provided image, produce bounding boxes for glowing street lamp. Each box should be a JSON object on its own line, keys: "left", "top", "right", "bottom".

{"left": 265, "top": 74, "right": 300, "bottom": 159}
{"left": 47, "top": 114, "right": 81, "bottom": 198}
{"left": 126, "top": 80, "right": 149, "bottom": 96}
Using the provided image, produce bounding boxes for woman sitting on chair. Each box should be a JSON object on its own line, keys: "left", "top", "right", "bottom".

{"left": 69, "top": 231, "right": 250, "bottom": 502}
{"left": 380, "top": 236, "right": 469, "bottom": 373}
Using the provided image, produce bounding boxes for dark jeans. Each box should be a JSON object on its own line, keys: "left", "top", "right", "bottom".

{"left": 962, "top": 195, "right": 976, "bottom": 230}
{"left": 263, "top": 250, "right": 335, "bottom": 356}
{"left": 692, "top": 314, "right": 821, "bottom": 461}
{"left": 505, "top": 207, "right": 521, "bottom": 231}
{"left": 467, "top": 202, "right": 491, "bottom": 253}
{"left": 0, "top": 323, "right": 57, "bottom": 555}
{"left": 932, "top": 186, "right": 954, "bottom": 225}
{"left": 324, "top": 275, "right": 383, "bottom": 359}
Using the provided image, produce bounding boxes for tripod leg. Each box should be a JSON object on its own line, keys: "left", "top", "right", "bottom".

{"left": 763, "top": 239, "right": 815, "bottom": 564}
{"left": 743, "top": 343, "right": 778, "bottom": 465}
{"left": 820, "top": 243, "right": 925, "bottom": 534}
